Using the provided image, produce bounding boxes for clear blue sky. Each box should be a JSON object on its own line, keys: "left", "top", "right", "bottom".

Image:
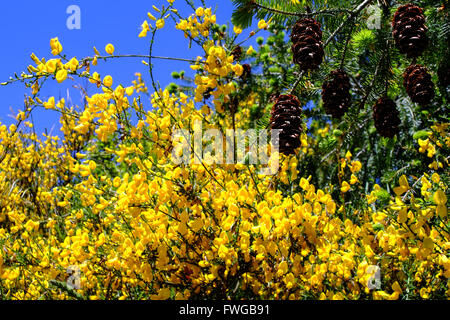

{"left": 0, "top": 0, "right": 252, "bottom": 134}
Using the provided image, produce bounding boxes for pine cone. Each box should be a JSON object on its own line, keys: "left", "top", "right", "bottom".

{"left": 392, "top": 4, "right": 428, "bottom": 58}
{"left": 232, "top": 46, "right": 243, "bottom": 62}
{"left": 270, "top": 95, "right": 303, "bottom": 155}
{"left": 290, "top": 18, "right": 324, "bottom": 71}
{"left": 372, "top": 97, "right": 401, "bottom": 138}
{"left": 241, "top": 63, "right": 252, "bottom": 82}
{"left": 403, "top": 64, "right": 434, "bottom": 105}
{"left": 321, "top": 69, "right": 352, "bottom": 118}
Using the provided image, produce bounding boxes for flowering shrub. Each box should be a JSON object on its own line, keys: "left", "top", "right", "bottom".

{"left": 0, "top": 0, "right": 449, "bottom": 300}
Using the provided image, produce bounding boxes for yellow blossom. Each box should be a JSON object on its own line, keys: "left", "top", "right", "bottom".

{"left": 139, "top": 20, "right": 151, "bottom": 37}
{"left": 55, "top": 69, "right": 68, "bottom": 83}
{"left": 105, "top": 43, "right": 115, "bottom": 55}
{"left": 233, "top": 26, "right": 242, "bottom": 35}
{"left": 258, "top": 19, "right": 268, "bottom": 29}
{"left": 50, "top": 37, "right": 63, "bottom": 56}
{"left": 156, "top": 19, "right": 165, "bottom": 29}
{"left": 341, "top": 181, "right": 351, "bottom": 193}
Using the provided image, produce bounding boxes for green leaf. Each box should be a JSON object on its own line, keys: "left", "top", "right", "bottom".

{"left": 231, "top": 0, "right": 256, "bottom": 28}
{"left": 412, "top": 130, "right": 431, "bottom": 140}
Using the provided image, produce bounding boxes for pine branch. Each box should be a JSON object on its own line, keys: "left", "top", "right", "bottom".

{"left": 359, "top": 62, "right": 381, "bottom": 110}
{"left": 288, "top": 0, "right": 374, "bottom": 95}
{"left": 339, "top": 24, "right": 355, "bottom": 69}
{"left": 324, "top": 0, "right": 374, "bottom": 48}
{"left": 289, "top": 71, "right": 304, "bottom": 95}
{"left": 252, "top": 2, "right": 352, "bottom": 18}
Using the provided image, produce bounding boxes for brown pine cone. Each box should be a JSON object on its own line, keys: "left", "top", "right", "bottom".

{"left": 241, "top": 63, "right": 252, "bottom": 82}
{"left": 290, "top": 18, "right": 324, "bottom": 71}
{"left": 321, "top": 69, "right": 352, "bottom": 119}
{"left": 403, "top": 64, "right": 434, "bottom": 105}
{"left": 231, "top": 46, "right": 243, "bottom": 62}
{"left": 392, "top": 4, "right": 428, "bottom": 58}
{"left": 372, "top": 97, "right": 401, "bottom": 138}
{"left": 270, "top": 95, "right": 303, "bottom": 155}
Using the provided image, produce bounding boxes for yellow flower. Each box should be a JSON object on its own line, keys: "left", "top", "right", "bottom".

{"left": 50, "top": 37, "right": 63, "bottom": 56}
{"left": 393, "top": 175, "right": 410, "bottom": 196}
{"left": 105, "top": 43, "right": 115, "bottom": 55}
{"left": 345, "top": 150, "right": 352, "bottom": 161}
{"left": 434, "top": 189, "right": 448, "bottom": 218}
{"left": 66, "top": 57, "right": 79, "bottom": 72}
{"left": 246, "top": 45, "right": 255, "bottom": 55}
{"left": 55, "top": 69, "right": 68, "bottom": 83}
{"left": 43, "top": 97, "right": 55, "bottom": 109}
{"left": 431, "top": 173, "right": 440, "bottom": 184}
{"left": 350, "top": 160, "right": 362, "bottom": 173}
{"left": 397, "top": 207, "right": 407, "bottom": 224}
{"left": 258, "top": 19, "right": 268, "bottom": 29}
{"left": 147, "top": 12, "right": 157, "bottom": 21}
{"left": 103, "top": 75, "right": 113, "bottom": 87}
{"left": 300, "top": 177, "right": 309, "bottom": 190}
{"left": 45, "top": 59, "right": 59, "bottom": 73}
{"left": 232, "top": 64, "right": 244, "bottom": 76}
{"left": 156, "top": 19, "right": 165, "bottom": 29}
{"left": 418, "top": 138, "right": 436, "bottom": 157}
{"left": 341, "top": 181, "right": 350, "bottom": 193}
{"left": 196, "top": 7, "right": 204, "bottom": 17}
{"left": 418, "top": 138, "right": 429, "bottom": 153}
{"left": 139, "top": 21, "right": 151, "bottom": 37}
{"left": 233, "top": 26, "right": 242, "bottom": 35}
{"left": 349, "top": 174, "right": 359, "bottom": 185}
{"left": 177, "top": 20, "right": 188, "bottom": 30}
{"left": 433, "top": 189, "right": 447, "bottom": 206}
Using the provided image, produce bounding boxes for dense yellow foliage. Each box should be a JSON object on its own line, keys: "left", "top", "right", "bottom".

{"left": 0, "top": 1, "right": 448, "bottom": 300}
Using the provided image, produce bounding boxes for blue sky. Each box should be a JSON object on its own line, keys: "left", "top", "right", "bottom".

{"left": 0, "top": 0, "right": 253, "bottom": 134}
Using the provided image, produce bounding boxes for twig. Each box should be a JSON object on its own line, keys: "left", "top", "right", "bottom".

{"left": 82, "top": 54, "right": 201, "bottom": 65}
{"left": 359, "top": 62, "right": 381, "bottom": 110}
{"left": 288, "top": 70, "right": 304, "bottom": 95}
{"left": 252, "top": 2, "right": 352, "bottom": 18}
{"left": 339, "top": 22, "right": 355, "bottom": 69}
{"left": 324, "top": 0, "right": 374, "bottom": 48}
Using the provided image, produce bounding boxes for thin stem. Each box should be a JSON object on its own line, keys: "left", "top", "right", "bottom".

{"left": 324, "top": 0, "right": 374, "bottom": 48}
{"left": 359, "top": 62, "right": 381, "bottom": 110}
{"left": 252, "top": 1, "right": 352, "bottom": 18}
{"left": 2, "top": 54, "right": 202, "bottom": 86}
{"left": 288, "top": 71, "right": 304, "bottom": 95}
{"left": 82, "top": 54, "right": 201, "bottom": 65}
{"left": 339, "top": 22, "right": 355, "bottom": 70}
{"left": 384, "top": 40, "right": 391, "bottom": 96}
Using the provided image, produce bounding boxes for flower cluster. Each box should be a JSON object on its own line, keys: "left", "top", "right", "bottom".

{"left": 0, "top": 1, "right": 448, "bottom": 301}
